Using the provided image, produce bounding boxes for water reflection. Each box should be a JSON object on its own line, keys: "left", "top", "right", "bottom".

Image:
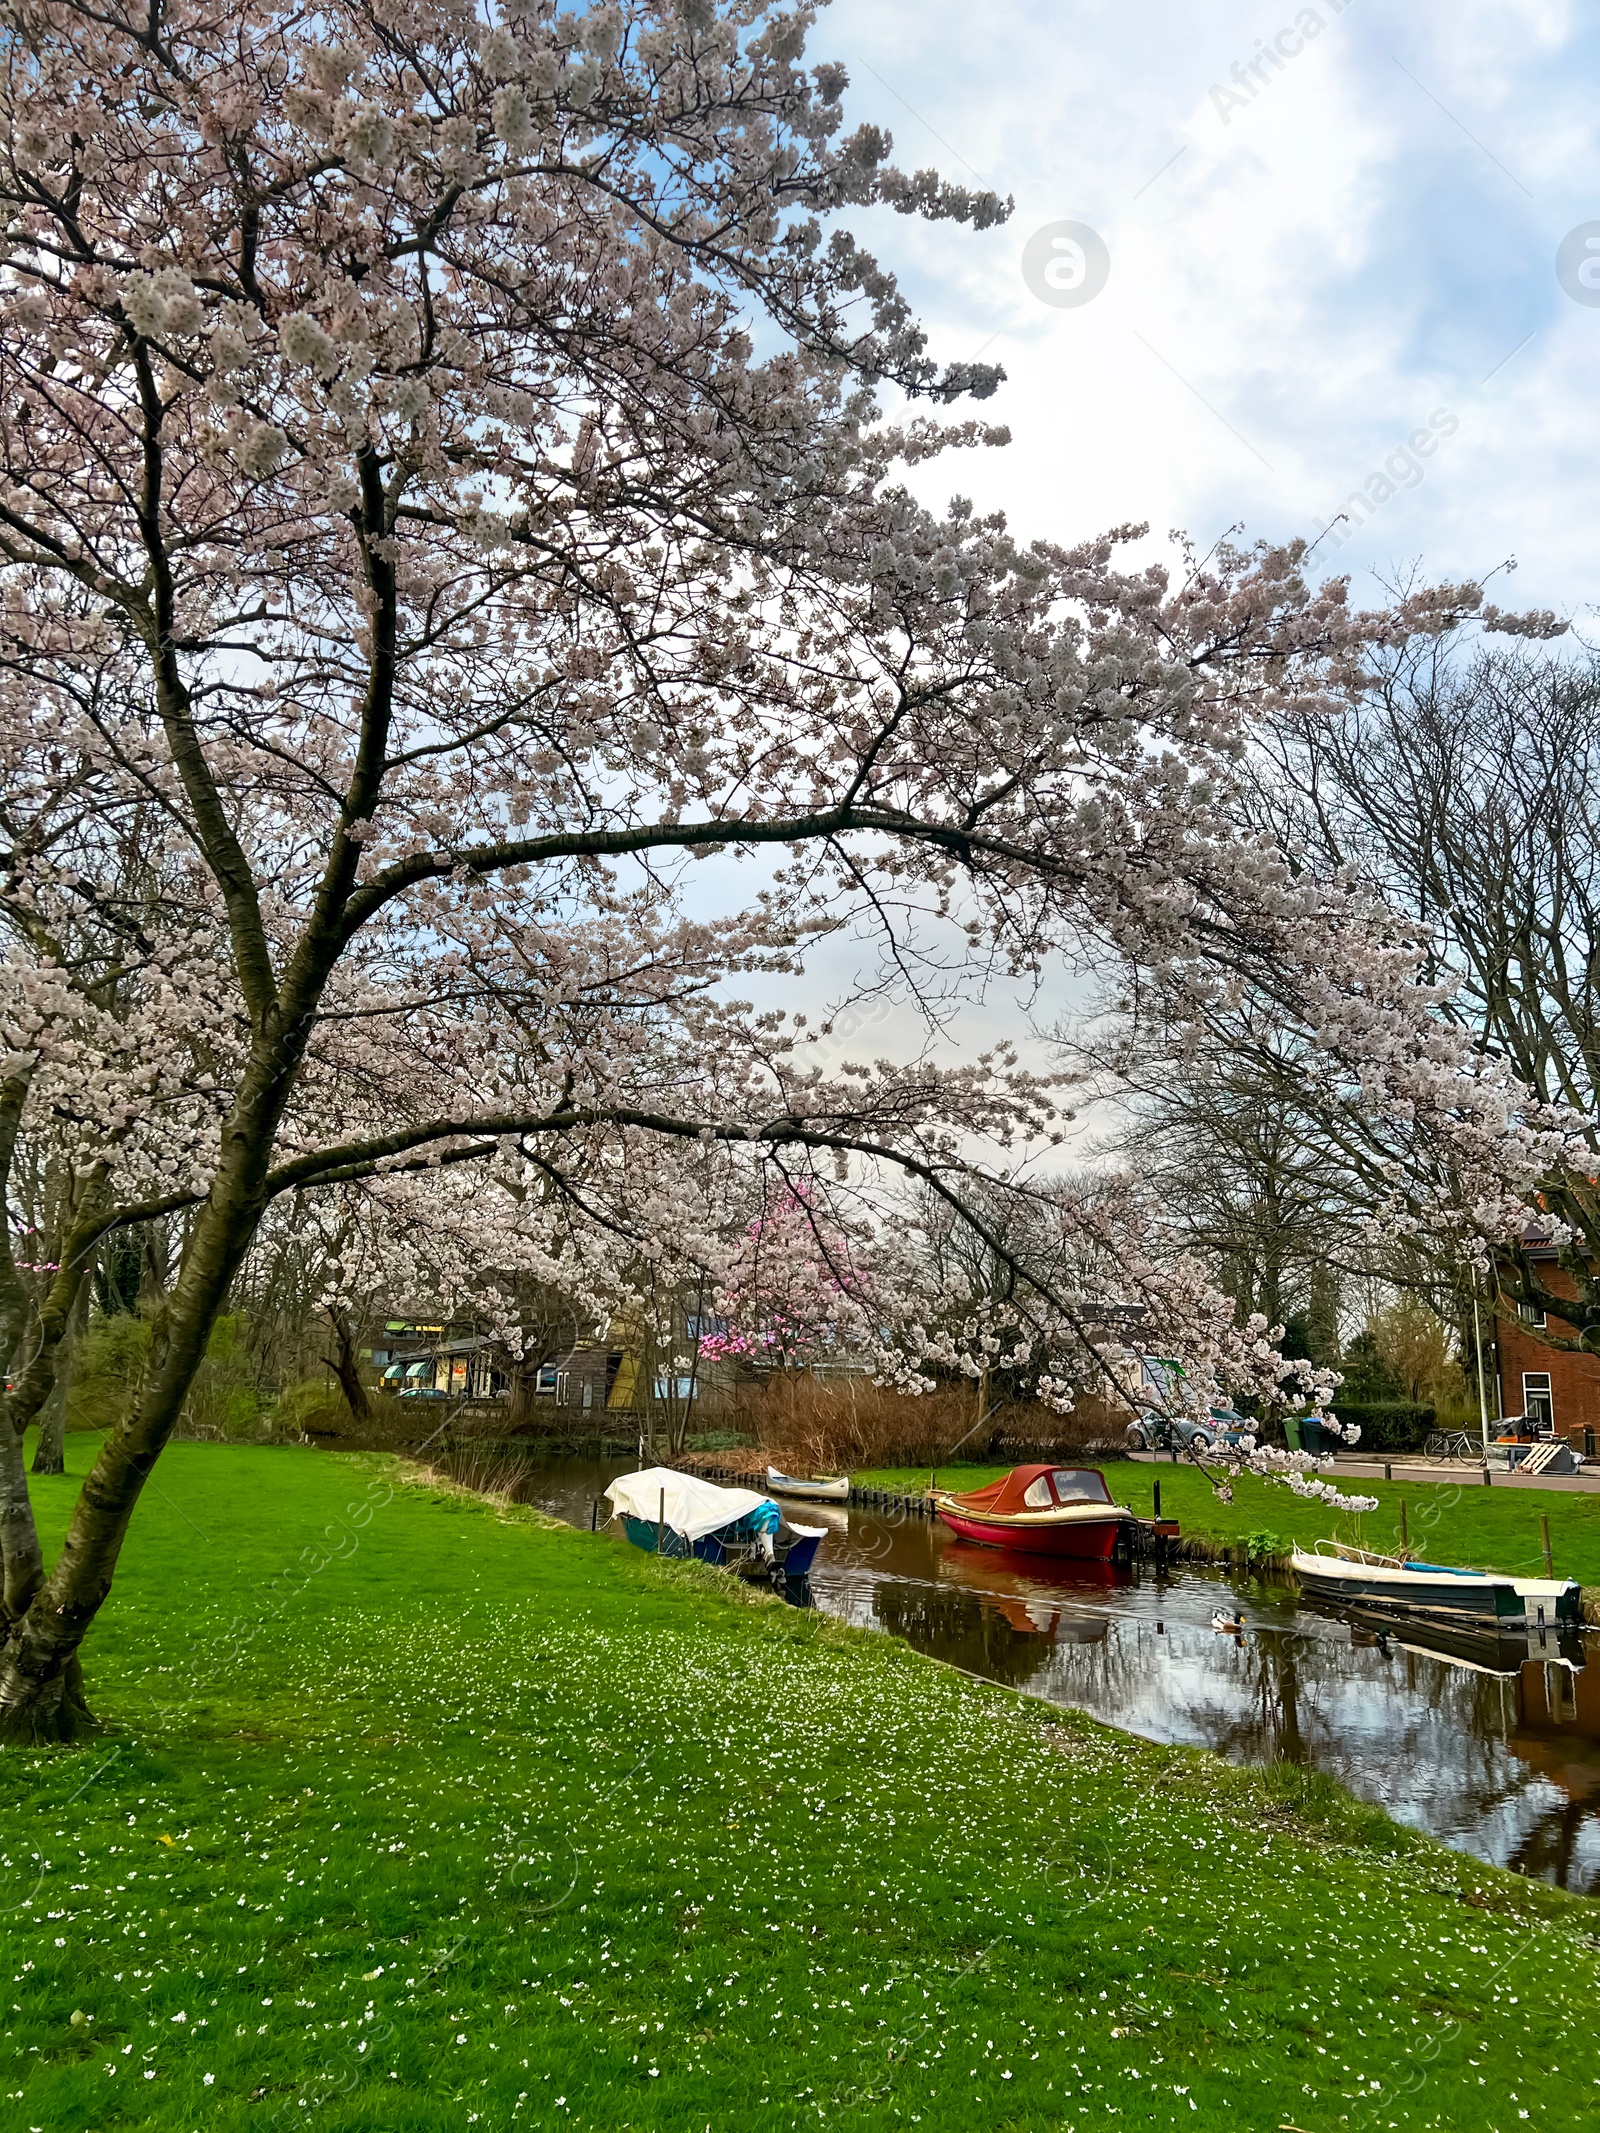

{"left": 441, "top": 1448, "right": 1600, "bottom": 1891}
{"left": 871, "top": 1581, "right": 1111, "bottom": 1689}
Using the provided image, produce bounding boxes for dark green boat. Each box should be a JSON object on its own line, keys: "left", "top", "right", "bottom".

{"left": 1291, "top": 1542, "right": 1581, "bottom": 1629}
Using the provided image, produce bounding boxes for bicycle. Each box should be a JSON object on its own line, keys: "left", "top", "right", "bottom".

{"left": 1424, "top": 1428, "right": 1478, "bottom": 1459}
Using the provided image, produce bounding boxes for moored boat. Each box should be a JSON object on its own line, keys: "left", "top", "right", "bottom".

{"left": 775, "top": 1522, "right": 829, "bottom": 1577}
{"left": 604, "top": 1467, "right": 827, "bottom": 1579}
{"left": 1291, "top": 1541, "right": 1581, "bottom": 1629}
{"left": 765, "top": 1467, "right": 851, "bottom": 1503}
{"left": 1509, "top": 1577, "right": 1584, "bottom": 1628}
{"left": 932, "top": 1464, "right": 1142, "bottom": 1560}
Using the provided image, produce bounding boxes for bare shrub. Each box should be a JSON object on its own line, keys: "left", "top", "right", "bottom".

{"left": 732, "top": 1373, "right": 1130, "bottom": 1475}
{"left": 272, "top": 1380, "right": 428, "bottom": 1445}
{"left": 431, "top": 1442, "right": 532, "bottom": 1498}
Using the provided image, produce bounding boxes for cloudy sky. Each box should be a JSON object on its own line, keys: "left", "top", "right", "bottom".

{"left": 819, "top": 0, "right": 1600, "bottom": 626}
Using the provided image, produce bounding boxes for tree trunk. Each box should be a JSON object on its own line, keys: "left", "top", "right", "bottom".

{"left": 1258, "top": 1248, "right": 1284, "bottom": 1337}
{"left": 0, "top": 1421, "right": 44, "bottom": 1632}
{"left": 668, "top": 1379, "right": 696, "bottom": 1456}
{"left": 507, "top": 1364, "right": 539, "bottom": 1432}
{"left": 1304, "top": 1266, "right": 1340, "bottom": 1369}
{"left": 138, "top": 1219, "right": 170, "bottom": 1316}
{"left": 0, "top": 1069, "right": 47, "bottom": 1627}
{"left": 0, "top": 1183, "right": 104, "bottom": 1632}
{"left": 506, "top": 1343, "right": 561, "bottom": 1434}
{"left": 0, "top": 421, "right": 394, "bottom": 1737}
{"left": 31, "top": 1274, "right": 90, "bottom": 1476}
{"left": 0, "top": 1095, "right": 276, "bottom": 1739}
{"left": 324, "top": 1305, "right": 370, "bottom": 1424}
{"left": 30, "top": 1371, "right": 68, "bottom": 1478}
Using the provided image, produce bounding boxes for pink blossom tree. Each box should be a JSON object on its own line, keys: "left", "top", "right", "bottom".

{"left": 698, "top": 1184, "right": 871, "bottom": 1372}
{"left": 0, "top": 0, "right": 1563, "bottom": 1734}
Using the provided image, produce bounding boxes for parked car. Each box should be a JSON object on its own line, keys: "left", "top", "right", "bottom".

{"left": 1125, "top": 1407, "right": 1255, "bottom": 1455}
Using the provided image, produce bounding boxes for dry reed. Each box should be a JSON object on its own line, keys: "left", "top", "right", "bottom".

{"left": 729, "top": 1373, "right": 1130, "bottom": 1476}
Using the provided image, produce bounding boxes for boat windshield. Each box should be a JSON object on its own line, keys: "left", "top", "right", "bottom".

{"left": 1051, "top": 1470, "right": 1111, "bottom": 1503}
{"left": 1022, "top": 1476, "right": 1053, "bottom": 1508}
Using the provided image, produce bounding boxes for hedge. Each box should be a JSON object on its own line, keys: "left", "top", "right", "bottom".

{"left": 1331, "top": 1400, "right": 1437, "bottom": 1453}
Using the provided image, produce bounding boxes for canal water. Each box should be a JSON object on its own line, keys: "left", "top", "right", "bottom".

{"left": 442, "top": 1448, "right": 1600, "bottom": 1893}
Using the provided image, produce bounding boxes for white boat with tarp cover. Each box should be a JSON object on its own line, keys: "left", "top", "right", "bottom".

{"left": 604, "top": 1467, "right": 828, "bottom": 1577}
{"left": 1291, "top": 1541, "right": 1581, "bottom": 1629}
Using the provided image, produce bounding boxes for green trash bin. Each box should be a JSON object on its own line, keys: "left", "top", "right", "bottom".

{"left": 1283, "top": 1416, "right": 1303, "bottom": 1451}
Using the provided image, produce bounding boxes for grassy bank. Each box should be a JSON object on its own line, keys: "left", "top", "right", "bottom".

{"left": 2, "top": 1442, "right": 1597, "bottom": 2130}
{"left": 859, "top": 1460, "right": 1600, "bottom": 1586}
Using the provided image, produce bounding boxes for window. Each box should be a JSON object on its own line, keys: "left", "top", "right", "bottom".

{"left": 1523, "top": 1372, "right": 1554, "bottom": 1430}
{"left": 1022, "top": 1476, "right": 1054, "bottom": 1508}
{"left": 1519, "top": 1301, "right": 1547, "bottom": 1329}
{"left": 1050, "top": 1470, "right": 1112, "bottom": 1503}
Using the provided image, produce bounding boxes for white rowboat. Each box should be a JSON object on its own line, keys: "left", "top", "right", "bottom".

{"left": 765, "top": 1467, "right": 851, "bottom": 1503}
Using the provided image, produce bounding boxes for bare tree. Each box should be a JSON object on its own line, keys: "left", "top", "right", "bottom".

{"left": 1254, "top": 643, "right": 1600, "bottom": 1348}
{"left": 1117, "top": 1052, "right": 1358, "bottom": 1338}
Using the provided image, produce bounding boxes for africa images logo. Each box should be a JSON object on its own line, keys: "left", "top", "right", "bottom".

{"left": 1312, "top": 407, "right": 1459, "bottom": 550}
{"left": 1020, "top": 220, "right": 1111, "bottom": 308}
{"left": 1208, "top": 0, "right": 1358, "bottom": 126}
{"left": 1556, "top": 222, "right": 1600, "bottom": 306}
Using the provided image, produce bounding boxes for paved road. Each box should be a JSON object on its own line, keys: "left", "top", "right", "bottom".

{"left": 1125, "top": 1448, "right": 1600, "bottom": 1495}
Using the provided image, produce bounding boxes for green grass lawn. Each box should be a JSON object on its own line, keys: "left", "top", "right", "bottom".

{"left": 3, "top": 1439, "right": 1598, "bottom": 2131}
{"left": 859, "top": 1460, "right": 1600, "bottom": 1588}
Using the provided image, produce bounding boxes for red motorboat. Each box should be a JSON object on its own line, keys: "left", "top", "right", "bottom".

{"left": 932, "top": 1464, "right": 1141, "bottom": 1560}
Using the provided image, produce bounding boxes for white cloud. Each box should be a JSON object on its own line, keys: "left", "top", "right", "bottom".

{"left": 822, "top": 0, "right": 1600, "bottom": 623}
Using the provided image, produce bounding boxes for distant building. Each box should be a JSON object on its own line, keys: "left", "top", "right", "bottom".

{"left": 368, "top": 1316, "right": 626, "bottom": 1409}
{"left": 371, "top": 1320, "right": 506, "bottom": 1401}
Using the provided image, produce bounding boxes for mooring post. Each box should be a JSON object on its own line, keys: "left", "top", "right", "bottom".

{"left": 591, "top": 1497, "right": 599, "bottom": 1533}
{"left": 1384, "top": 1460, "right": 1392, "bottom": 1483}
{"left": 1483, "top": 1465, "right": 1492, "bottom": 1488}
{"left": 1542, "top": 1514, "right": 1554, "bottom": 1578}
{"left": 1153, "top": 1479, "right": 1162, "bottom": 1522}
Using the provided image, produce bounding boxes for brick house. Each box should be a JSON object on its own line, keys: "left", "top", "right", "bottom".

{"left": 1492, "top": 1254, "right": 1600, "bottom": 1459}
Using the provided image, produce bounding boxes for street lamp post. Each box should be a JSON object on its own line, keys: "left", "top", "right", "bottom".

{"left": 1472, "top": 1287, "right": 1493, "bottom": 1467}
